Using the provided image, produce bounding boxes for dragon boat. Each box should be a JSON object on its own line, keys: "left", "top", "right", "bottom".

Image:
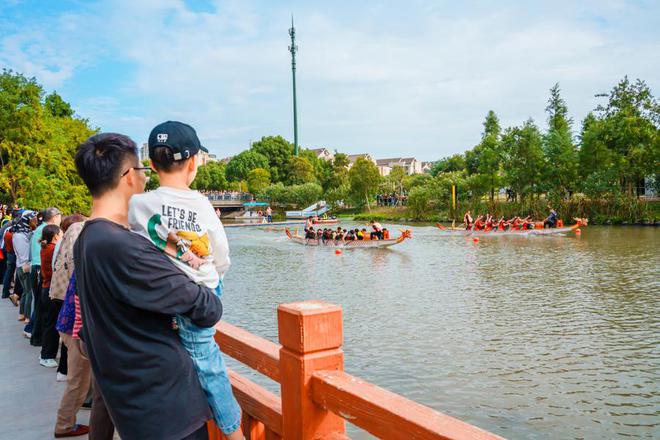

{"left": 312, "top": 218, "right": 340, "bottom": 225}
{"left": 435, "top": 218, "right": 587, "bottom": 237}
{"left": 285, "top": 228, "right": 412, "bottom": 248}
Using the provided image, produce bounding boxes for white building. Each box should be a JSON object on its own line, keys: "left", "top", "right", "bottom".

{"left": 309, "top": 148, "right": 335, "bottom": 162}
{"left": 375, "top": 157, "right": 423, "bottom": 175}
{"left": 140, "top": 143, "right": 149, "bottom": 162}
{"left": 199, "top": 151, "right": 219, "bottom": 166}
{"left": 347, "top": 154, "right": 377, "bottom": 168}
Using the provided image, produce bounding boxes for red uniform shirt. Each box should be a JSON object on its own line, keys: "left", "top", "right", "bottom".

{"left": 3, "top": 230, "right": 13, "bottom": 253}
{"left": 40, "top": 242, "right": 56, "bottom": 288}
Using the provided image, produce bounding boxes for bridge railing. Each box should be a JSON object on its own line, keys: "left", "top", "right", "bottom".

{"left": 204, "top": 192, "right": 253, "bottom": 202}
{"left": 208, "top": 301, "right": 503, "bottom": 440}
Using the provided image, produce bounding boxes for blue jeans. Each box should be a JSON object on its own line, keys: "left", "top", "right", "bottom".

{"left": 176, "top": 284, "right": 241, "bottom": 434}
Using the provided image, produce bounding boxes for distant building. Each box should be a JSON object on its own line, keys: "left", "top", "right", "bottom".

{"left": 375, "top": 157, "right": 423, "bottom": 175}
{"left": 140, "top": 143, "right": 149, "bottom": 162}
{"left": 219, "top": 156, "right": 234, "bottom": 164}
{"left": 421, "top": 161, "right": 434, "bottom": 173}
{"left": 309, "top": 148, "right": 334, "bottom": 162}
{"left": 347, "top": 154, "right": 376, "bottom": 168}
{"left": 199, "top": 151, "right": 219, "bottom": 166}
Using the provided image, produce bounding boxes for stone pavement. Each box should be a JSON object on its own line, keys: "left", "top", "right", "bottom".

{"left": 0, "top": 297, "right": 91, "bottom": 440}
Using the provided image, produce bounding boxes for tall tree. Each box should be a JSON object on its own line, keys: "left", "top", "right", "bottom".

{"left": 286, "top": 156, "right": 316, "bottom": 185}
{"left": 502, "top": 119, "right": 544, "bottom": 200}
{"left": 348, "top": 158, "right": 381, "bottom": 211}
{"left": 247, "top": 168, "right": 271, "bottom": 194}
{"left": 250, "top": 135, "right": 294, "bottom": 183}
{"left": 468, "top": 110, "right": 503, "bottom": 201}
{"left": 0, "top": 70, "right": 95, "bottom": 212}
{"left": 388, "top": 165, "right": 407, "bottom": 197}
{"left": 225, "top": 150, "right": 269, "bottom": 182}
{"left": 581, "top": 77, "right": 659, "bottom": 196}
{"left": 543, "top": 83, "right": 578, "bottom": 199}
{"left": 430, "top": 154, "right": 466, "bottom": 176}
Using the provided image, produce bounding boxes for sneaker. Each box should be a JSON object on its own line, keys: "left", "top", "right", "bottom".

{"left": 23, "top": 331, "right": 31, "bottom": 339}
{"left": 56, "top": 372, "right": 68, "bottom": 382}
{"left": 9, "top": 294, "right": 19, "bottom": 306}
{"left": 40, "top": 358, "right": 58, "bottom": 368}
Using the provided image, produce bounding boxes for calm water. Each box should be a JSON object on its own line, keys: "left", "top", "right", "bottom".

{"left": 221, "top": 224, "right": 660, "bottom": 439}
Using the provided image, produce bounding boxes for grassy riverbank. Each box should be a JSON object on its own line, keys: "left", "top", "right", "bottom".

{"left": 347, "top": 199, "right": 660, "bottom": 225}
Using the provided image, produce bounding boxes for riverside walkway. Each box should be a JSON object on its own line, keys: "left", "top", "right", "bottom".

{"left": 0, "top": 301, "right": 96, "bottom": 440}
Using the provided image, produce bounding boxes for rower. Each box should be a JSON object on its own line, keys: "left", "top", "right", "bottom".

{"left": 382, "top": 228, "right": 390, "bottom": 240}
{"left": 370, "top": 220, "right": 383, "bottom": 239}
{"left": 497, "top": 217, "right": 508, "bottom": 231}
{"left": 543, "top": 205, "right": 558, "bottom": 228}
{"left": 305, "top": 216, "right": 314, "bottom": 229}
{"left": 464, "top": 210, "right": 473, "bottom": 230}
{"left": 473, "top": 216, "right": 485, "bottom": 231}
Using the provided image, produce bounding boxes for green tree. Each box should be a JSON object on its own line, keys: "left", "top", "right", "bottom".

{"left": 286, "top": 156, "right": 316, "bottom": 185}
{"left": 143, "top": 160, "right": 160, "bottom": 191}
{"left": 203, "top": 162, "right": 228, "bottom": 190}
{"left": 388, "top": 165, "right": 407, "bottom": 197}
{"left": 325, "top": 152, "right": 349, "bottom": 190}
{"left": 0, "top": 70, "right": 95, "bottom": 212}
{"left": 430, "top": 154, "right": 466, "bottom": 176}
{"left": 44, "top": 91, "right": 74, "bottom": 118}
{"left": 581, "top": 77, "right": 659, "bottom": 196}
{"left": 247, "top": 168, "right": 271, "bottom": 194}
{"left": 472, "top": 110, "right": 503, "bottom": 201}
{"left": 502, "top": 119, "right": 545, "bottom": 200}
{"left": 348, "top": 158, "right": 381, "bottom": 211}
{"left": 225, "top": 150, "right": 269, "bottom": 182}
{"left": 250, "top": 135, "right": 294, "bottom": 183}
{"left": 543, "top": 83, "right": 578, "bottom": 199}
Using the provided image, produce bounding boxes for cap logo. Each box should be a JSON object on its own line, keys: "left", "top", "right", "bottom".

{"left": 156, "top": 133, "right": 168, "bottom": 142}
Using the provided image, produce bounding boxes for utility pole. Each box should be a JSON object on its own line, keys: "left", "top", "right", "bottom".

{"left": 289, "top": 15, "right": 299, "bottom": 156}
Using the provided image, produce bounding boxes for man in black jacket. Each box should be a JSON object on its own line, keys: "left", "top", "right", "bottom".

{"left": 73, "top": 133, "right": 222, "bottom": 440}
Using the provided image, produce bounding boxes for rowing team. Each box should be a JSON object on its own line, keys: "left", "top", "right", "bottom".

{"left": 304, "top": 226, "right": 391, "bottom": 242}
{"left": 464, "top": 207, "right": 560, "bottom": 231}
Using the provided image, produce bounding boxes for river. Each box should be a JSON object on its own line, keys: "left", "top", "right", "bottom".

{"left": 220, "top": 223, "right": 659, "bottom": 439}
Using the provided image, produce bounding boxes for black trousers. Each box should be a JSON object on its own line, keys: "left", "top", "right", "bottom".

{"left": 29, "top": 267, "right": 42, "bottom": 346}
{"left": 41, "top": 291, "right": 63, "bottom": 359}
{"left": 58, "top": 342, "right": 68, "bottom": 375}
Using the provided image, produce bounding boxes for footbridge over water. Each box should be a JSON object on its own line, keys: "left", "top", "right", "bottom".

{"left": 205, "top": 192, "right": 253, "bottom": 210}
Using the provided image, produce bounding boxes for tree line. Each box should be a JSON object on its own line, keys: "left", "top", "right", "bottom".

{"left": 1, "top": 69, "right": 657, "bottom": 217}
{"left": 427, "top": 79, "right": 659, "bottom": 209}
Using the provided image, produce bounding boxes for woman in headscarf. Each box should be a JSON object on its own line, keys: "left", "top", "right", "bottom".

{"left": 12, "top": 210, "right": 37, "bottom": 326}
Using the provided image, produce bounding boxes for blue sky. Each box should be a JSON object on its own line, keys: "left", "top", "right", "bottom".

{"left": 1, "top": 0, "right": 658, "bottom": 160}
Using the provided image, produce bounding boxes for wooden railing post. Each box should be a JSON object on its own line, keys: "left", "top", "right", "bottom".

{"left": 278, "top": 301, "right": 346, "bottom": 439}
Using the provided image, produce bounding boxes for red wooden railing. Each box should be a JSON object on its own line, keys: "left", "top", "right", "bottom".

{"left": 208, "top": 301, "right": 503, "bottom": 440}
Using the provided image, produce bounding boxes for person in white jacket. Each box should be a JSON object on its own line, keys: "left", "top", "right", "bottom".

{"left": 128, "top": 121, "right": 243, "bottom": 440}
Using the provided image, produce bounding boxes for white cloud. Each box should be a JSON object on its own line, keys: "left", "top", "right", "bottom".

{"left": 1, "top": 0, "right": 658, "bottom": 160}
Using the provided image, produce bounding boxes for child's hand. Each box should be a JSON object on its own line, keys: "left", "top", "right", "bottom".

{"left": 180, "top": 250, "right": 205, "bottom": 270}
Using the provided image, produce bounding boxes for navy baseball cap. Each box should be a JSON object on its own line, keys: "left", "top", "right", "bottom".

{"left": 148, "top": 121, "right": 208, "bottom": 162}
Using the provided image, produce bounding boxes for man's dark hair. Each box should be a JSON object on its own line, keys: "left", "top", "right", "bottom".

{"left": 75, "top": 133, "right": 138, "bottom": 197}
{"left": 150, "top": 146, "right": 191, "bottom": 173}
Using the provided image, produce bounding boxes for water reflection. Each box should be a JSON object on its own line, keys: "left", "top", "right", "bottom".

{"left": 222, "top": 224, "right": 660, "bottom": 439}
